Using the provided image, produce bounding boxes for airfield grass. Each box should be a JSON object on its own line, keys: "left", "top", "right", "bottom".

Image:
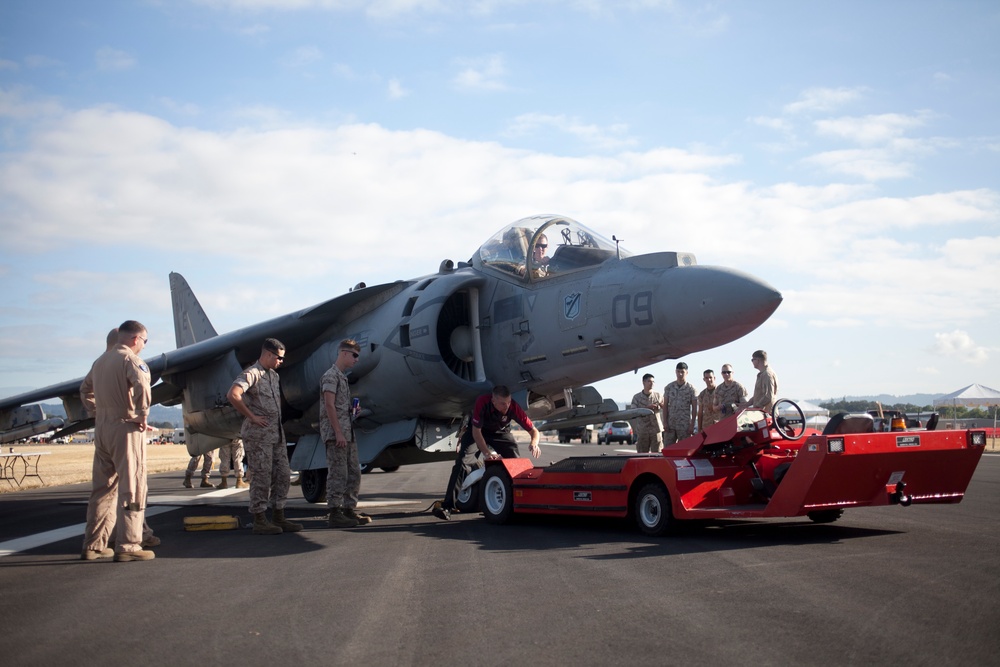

{"left": 1, "top": 443, "right": 191, "bottom": 494}
{"left": 3, "top": 438, "right": 998, "bottom": 495}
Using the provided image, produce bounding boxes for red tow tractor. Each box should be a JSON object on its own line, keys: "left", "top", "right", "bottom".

{"left": 476, "top": 399, "right": 988, "bottom": 535}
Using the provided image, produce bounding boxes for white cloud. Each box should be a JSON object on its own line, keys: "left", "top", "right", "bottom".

{"left": 931, "top": 330, "right": 990, "bottom": 364}
{"left": 95, "top": 47, "right": 137, "bottom": 71}
{"left": 387, "top": 78, "right": 409, "bottom": 100}
{"left": 815, "top": 113, "right": 929, "bottom": 145}
{"left": 453, "top": 54, "right": 509, "bottom": 92}
{"left": 237, "top": 23, "right": 271, "bottom": 36}
{"left": 25, "top": 55, "right": 61, "bottom": 69}
{"left": 505, "top": 113, "right": 636, "bottom": 151}
{"left": 281, "top": 45, "right": 323, "bottom": 68}
{"left": 802, "top": 148, "right": 915, "bottom": 181}
{"left": 783, "top": 87, "right": 865, "bottom": 115}
{"left": 158, "top": 97, "right": 202, "bottom": 116}
{"left": 0, "top": 59, "right": 19, "bottom": 71}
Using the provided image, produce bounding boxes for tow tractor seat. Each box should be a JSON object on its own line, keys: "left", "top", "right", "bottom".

{"left": 822, "top": 413, "right": 875, "bottom": 435}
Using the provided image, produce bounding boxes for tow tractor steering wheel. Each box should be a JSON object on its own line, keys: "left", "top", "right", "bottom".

{"left": 772, "top": 398, "right": 806, "bottom": 441}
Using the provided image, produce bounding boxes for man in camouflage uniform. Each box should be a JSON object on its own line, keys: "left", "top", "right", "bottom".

{"left": 662, "top": 361, "right": 697, "bottom": 445}
{"left": 81, "top": 321, "right": 155, "bottom": 562}
{"left": 714, "top": 363, "right": 747, "bottom": 418}
{"left": 628, "top": 373, "right": 663, "bottom": 453}
{"left": 183, "top": 448, "right": 215, "bottom": 488}
{"left": 227, "top": 338, "right": 302, "bottom": 535}
{"left": 320, "top": 339, "right": 370, "bottom": 528}
{"left": 696, "top": 369, "right": 722, "bottom": 433}
{"left": 216, "top": 438, "right": 248, "bottom": 489}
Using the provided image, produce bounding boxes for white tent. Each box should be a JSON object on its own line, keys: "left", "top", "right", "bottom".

{"left": 933, "top": 383, "right": 1000, "bottom": 408}
{"left": 777, "top": 400, "right": 829, "bottom": 418}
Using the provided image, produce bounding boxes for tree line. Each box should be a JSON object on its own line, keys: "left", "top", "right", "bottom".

{"left": 819, "top": 399, "right": 996, "bottom": 420}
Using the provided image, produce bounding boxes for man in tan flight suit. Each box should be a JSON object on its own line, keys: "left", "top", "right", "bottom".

{"left": 80, "top": 327, "right": 159, "bottom": 557}
{"left": 80, "top": 321, "right": 155, "bottom": 562}
{"left": 227, "top": 338, "right": 302, "bottom": 535}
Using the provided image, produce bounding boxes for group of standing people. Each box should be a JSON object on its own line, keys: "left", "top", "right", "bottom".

{"left": 627, "top": 349, "right": 779, "bottom": 453}
{"left": 79, "top": 331, "right": 373, "bottom": 563}
{"left": 226, "top": 337, "right": 371, "bottom": 535}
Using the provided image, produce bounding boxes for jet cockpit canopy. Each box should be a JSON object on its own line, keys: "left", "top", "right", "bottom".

{"left": 477, "top": 215, "right": 630, "bottom": 281}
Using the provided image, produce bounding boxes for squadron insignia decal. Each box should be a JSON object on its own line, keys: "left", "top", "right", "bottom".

{"left": 564, "top": 292, "right": 582, "bottom": 320}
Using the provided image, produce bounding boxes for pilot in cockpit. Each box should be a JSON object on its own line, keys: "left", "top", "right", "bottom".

{"left": 520, "top": 233, "right": 550, "bottom": 278}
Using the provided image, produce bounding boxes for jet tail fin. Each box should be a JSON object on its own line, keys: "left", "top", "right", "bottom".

{"left": 170, "top": 272, "right": 218, "bottom": 348}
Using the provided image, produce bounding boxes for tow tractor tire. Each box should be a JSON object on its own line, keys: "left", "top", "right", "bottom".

{"left": 300, "top": 469, "right": 328, "bottom": 504}
{"left": 455, "top": 482, "right": 480, "bottom": 513}
{"left": 807, "top": 509, "right": 844, "bottom": 524}
{"left": 634, "top": 482, "right": 673, "bottom": 536}
{"left": 480, "top": 467, "right": 514, "bottom": 524}
{"left": 379, "top": 466, "right": 400, "bottom": 473}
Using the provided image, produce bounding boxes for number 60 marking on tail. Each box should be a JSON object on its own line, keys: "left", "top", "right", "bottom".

{"left": 612, "top": 291, "right": 653, "bottom": 328}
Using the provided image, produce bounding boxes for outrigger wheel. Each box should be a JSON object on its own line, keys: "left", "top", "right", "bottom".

{"left": 772, "top": 398, "right": 806, "bottom": 440}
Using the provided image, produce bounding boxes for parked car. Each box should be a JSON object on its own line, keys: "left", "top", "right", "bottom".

{"left": 600, "top": 421, "right": 634, "bottom": 445}
{"left": 557, "top": 425, "right": 593, "bottom": 443}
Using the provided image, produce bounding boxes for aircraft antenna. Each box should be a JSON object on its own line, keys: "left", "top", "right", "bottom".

{"left": 612, "top": 235, "right": 624, "bottom": 259}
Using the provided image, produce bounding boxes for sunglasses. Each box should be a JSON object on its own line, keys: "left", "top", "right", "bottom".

{"left": 342, "top": 350, "right": 359, "bottom": 358}
{"left": 536, "top": 244, "right": 547, "bottom": 249}
{"left": 721, "top": 371, "right": 732, "bottom": 375}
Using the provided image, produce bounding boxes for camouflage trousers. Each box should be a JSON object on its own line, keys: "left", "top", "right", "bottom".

{"left": 663, "top": 421, "right": 692, "bottom": 445}
{"left": 634, "top": 430, "right": 662, "bottom": 454}
{"left": 325, "top": 440, "right": 361, "bottom": 510}
{"left": 185, "top": 450, "right": 214, "bottom": 477}
{"left": 244, "top": 435, "right": 291, "bottom": 514}
{"left": 218, "top": 440, "right": 245, "bottom": 478}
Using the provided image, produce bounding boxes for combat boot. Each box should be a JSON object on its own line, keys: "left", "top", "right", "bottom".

{"left": 252, "top": 512, "right": 282, "bottom": 535}
{"left": 343, "top": 507, "right": 372, "bottom": 525}
{"left": 113, "top": 549, "right": 155, "bottom": 562}
{"left": 216, "top": 476, "right": 229, "bottom": 489}
{"left": 200, "top": 476, "right": 213, "bottom": 488}
{"left": 235, "top": 477, "right": 249, "bottom": 489}
{"left": 183, "top": 473, "right": 193, "bottom": 488}
{"left": 327, "top": 508, "right": 358, "bottom": 528}
{"left": 272, "top": 508, "right": 303, "bottom": 533}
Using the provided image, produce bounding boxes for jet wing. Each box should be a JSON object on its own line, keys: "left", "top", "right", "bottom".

{"left": 0, "top": 280, "right": 407, "bottom": 444}
{"left": 538, "top": 408, "right": 653, "bottom": 432}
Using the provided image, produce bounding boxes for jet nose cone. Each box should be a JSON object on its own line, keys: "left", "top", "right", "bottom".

{"left": 664, "top": 266, "right": 782, "bottom": 353}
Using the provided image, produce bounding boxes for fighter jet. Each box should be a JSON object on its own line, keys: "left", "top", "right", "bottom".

{"left": 0, "top": 215, "right": 781, "bottom": 501}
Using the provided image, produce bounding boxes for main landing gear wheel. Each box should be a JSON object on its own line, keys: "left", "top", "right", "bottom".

{"left": 480, "top": 466, "right": 514, "bottom": 524}
{"left": 634, "top": 482, "right": 673, "bottom": 536}
{"left": 454, "top": 467, "right": 484, "bottom": 513}
{"left": 455, "top": 483, "right": 480, "bottom": 513}
{"left": 300, "top": 469, "right": 327, "bottom": 504}
{"left": 772, "top": 398, "right": 806, "bottom": 441}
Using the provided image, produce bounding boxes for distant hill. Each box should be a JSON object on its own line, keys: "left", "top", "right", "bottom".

{"left": 38, "top": 402, "right": 183, "bottom": 427}
{"left": 810, "top": 394, "right": 941, "bottom": 407}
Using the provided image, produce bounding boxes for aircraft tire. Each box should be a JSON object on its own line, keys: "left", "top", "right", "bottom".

{"left": 480, "top": 467, "right": 514, "bottom": 524}
{"left": 634, "top": 482, "right": 673, "bottom": 536}
{"left": 300, "top": 469, "right": 328, "bottom": 504}
{"left": 807, "top": 509, "right": 844, "bottom": 524}
{"left": 379, "top": 466, "right": 400, "bottom": 473}
{"left": 455, "top": 483, "right": 480, "bottom": 513}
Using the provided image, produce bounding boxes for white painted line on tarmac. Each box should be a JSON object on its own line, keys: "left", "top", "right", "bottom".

{"left": 0, "top": 506, "right": 177, "bottom": 559}
{"left": 4, "top": 490, "right": 423, "bottom": 557}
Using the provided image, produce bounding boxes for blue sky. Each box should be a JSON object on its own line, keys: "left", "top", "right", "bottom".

{"left": 1, "top": 0, "right": 998, "bottom": 405}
